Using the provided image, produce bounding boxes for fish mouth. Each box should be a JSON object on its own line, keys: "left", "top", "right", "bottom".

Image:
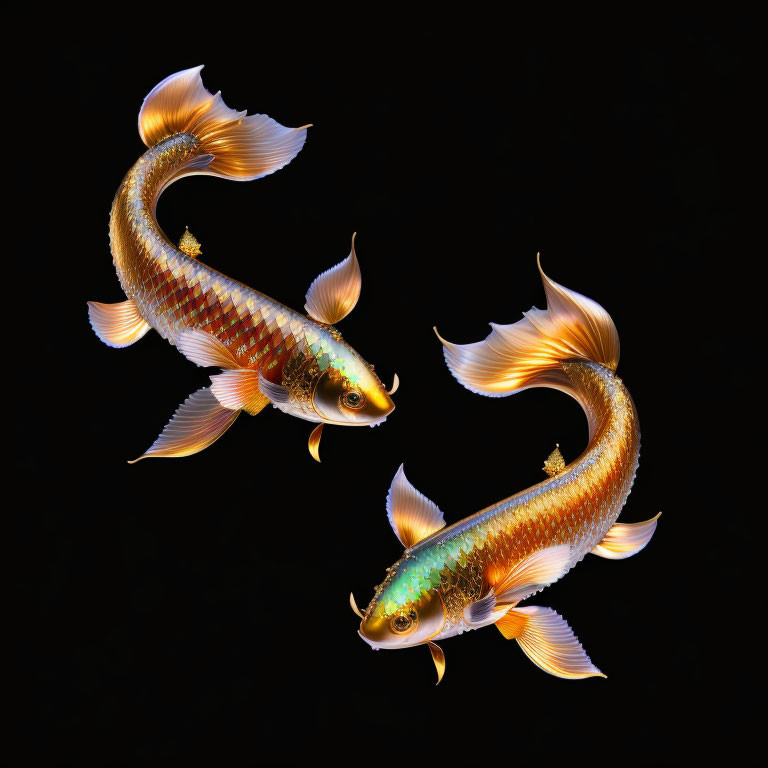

{"left": 358, "top": 630, "right": 382, "bottom": 650}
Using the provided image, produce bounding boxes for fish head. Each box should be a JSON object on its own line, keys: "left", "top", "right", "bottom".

{"left": 356, "top": 578, "right": 446, "bottom": 650}
{"left": 273, "top": 330, "right": 396, "bottom": 429}
{"left": 310, "top": 359, "right": 395, "bottom": 427}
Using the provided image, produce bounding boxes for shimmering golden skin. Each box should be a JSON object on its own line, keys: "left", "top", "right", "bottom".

{"left": 109, "top": 133, "right": 393, "bottom": 426}
{"left": 359, "top": 360, "right": 639, "bottom": 648}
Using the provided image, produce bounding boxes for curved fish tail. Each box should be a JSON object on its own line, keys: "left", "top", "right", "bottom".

{"left": 435, "top": 254, "right": 620, "bottom": 398}
{"left": 138, "top": 65, "right": 309, "bottom": 181}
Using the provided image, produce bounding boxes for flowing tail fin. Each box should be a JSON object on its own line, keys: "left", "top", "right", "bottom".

{"left": 138, "top": 66, "right": 308, "bottom": 181}
{"left": 435, "top": 255, "right": 619, "bottom": 398}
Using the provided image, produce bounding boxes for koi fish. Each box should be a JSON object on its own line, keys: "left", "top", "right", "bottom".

{"left": 352, "top": 257, "right": 659, "bottom": 683}
{"left": 88, "top": 67, "right": 397, "bottom": 462}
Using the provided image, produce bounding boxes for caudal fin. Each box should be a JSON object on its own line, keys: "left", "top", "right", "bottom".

{"left": 436, "top": 255, "right": 619, "bottom": 397}
{"left": 138, "top": 66, "right": 308, "bottom": 181}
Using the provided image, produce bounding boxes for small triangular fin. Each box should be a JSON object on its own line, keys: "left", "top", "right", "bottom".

{"left": 386, "top": 465, "right": 446, "bottom": 548}
{"left": 178, "top": 227, "right": 202, "bottom": 258}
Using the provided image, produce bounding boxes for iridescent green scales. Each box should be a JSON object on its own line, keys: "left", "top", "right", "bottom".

{"left": 376, "top": 524, "right": 493, "bottom": 617}
{"left": 304, "top": 328, "right": 367, "bottom": 385}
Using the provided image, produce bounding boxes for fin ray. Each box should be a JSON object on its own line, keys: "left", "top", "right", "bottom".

{"left": 176, "top": 329, "right": 239, "bottom": 369}
{"left": 591, "top": 513, "right": 661, "bottom": 559}
{"left": 386, "top": 465, "right": 446, "bottom": 548}
{"left": 496, "top": 606, "right": 604, "bottom": 679}
{"left": 305, "top": 233, "right": 362, "bottom": 325}
{"left": 491, "top": 544, "right": 571, "bottom": 605}
{"left": 138, "top": 66, "right": 308, "bottom": 181}
{"left": 129, "top": 387, "right": 240, "bottom": 462}
{"left": 210, "top": 369, "right": 268, "bottom": 414}
{"left": 87, "top": 299, "right": 151, "bottom": 348}
{"left": 437, "top": 255, "right": 619, "bottom": 398}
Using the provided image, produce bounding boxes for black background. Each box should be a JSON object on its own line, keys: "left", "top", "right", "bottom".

{"left": 17, "top": 13, "right": 761, "bottom": 765}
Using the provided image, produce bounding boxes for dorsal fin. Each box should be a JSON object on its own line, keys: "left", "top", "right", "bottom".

{"left": 304, "top": 233, "right": 362, "bottom": 325}
{"left": 386, "top": 465, "right": 445, "bottom": 548}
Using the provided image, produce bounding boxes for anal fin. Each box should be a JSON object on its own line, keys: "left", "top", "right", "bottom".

{"left": 496, "top": 606, "right": 605, "bottom": 679}
{"left": 591, "top": 513, "right": 661, "bottom": 560}
{"left": 129, "top": 387, "right": 240, "bottom": 462}
{"left": 87, "top": 299, "right": 151, "bottom": 348}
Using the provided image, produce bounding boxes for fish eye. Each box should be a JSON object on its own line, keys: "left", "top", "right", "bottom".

{"left": 341, "top": 389, "right": 365, "bottom": 409}
{"left": 390, "top": 610, "right": 418, "bottom": 634}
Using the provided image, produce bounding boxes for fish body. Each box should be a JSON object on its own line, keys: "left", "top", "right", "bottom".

{"left": 355, "top": 259, "right": 658, "bottom": 682}
{"left": 89, "top": 68, "right": 396, "bottom": 461}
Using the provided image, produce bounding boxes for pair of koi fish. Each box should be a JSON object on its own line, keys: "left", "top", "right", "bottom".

{"left": 89, "top": 67, "right": 660, "bottom": 684}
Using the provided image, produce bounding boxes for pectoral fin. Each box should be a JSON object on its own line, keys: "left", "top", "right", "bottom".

{"left": 87, "top": 299, "right": 151, "bottom": 348}
{"left": 490, "top": 544, "right": 571, "bottom": 605}
{"left": 427, "top": 641, "right": 445, "bottom": 685}
{"left": 128, "top": 387, "right": 240, "bottom": 462}
{"left": 210, "top": 369, "right": 269, "bottom": 414}
{"left": 386, "top": 465, "right": 446, "bottom": 548}
{"left": 258, "top": 372, "right": 291, "bottom": 405}
{"left": 496, "top": 606, "right": 605, "bottom": 679}
{"left": 591, "top": 513, "right": 661, "bottom": 560}
{"left": 304, "top": 233, "right": 362, "bottom": 324}
{"left": 463, "top": 591, "right": 509, "bottom": 628}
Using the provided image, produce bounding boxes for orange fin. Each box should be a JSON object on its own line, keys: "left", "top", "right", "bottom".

{"left": 176, "top": 329, "right": 239, "bottom": 369}
{"left": 591, "top": 513, "right": 661, "bottom": 559}
{"left": 427, "top": 641, "right": 445, "bottom": 685}
{"left": 490, "top": 544, "right": 571, "bottom": 605}
{"left": 178, "top": 227, "right": 202, "bottom": 258}
{"left": 210, "top": 369, "right": 269, "bottom": 414}
{"left": 308, "top": 423, "right": 323, "bottom": 463}
{"left": 386, "top": 465, "right": 446, "bottom": 548}
{"left": 496, "top": 606, "right": 605, "bottom": 679}
{"left": 128, "top": 387, "right": 240, "bottom": 462}
{"left": 87, "top": 299, "right": 151, "bottom": 348}
{"left": 305, "top": 233, "right": 362, "bottom": 325}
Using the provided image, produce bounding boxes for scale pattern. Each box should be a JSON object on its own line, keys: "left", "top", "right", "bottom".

{"left": 367, "top": 361, "right": 640, "bottom": 625}
{"left": 107, "top": 133, "right": 375, "bottom": 387}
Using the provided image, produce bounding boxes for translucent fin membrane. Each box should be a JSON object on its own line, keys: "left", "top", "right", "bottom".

{"left": 138, "top": 66, "right": 308, "bottom": 181}
{"left": 437, "top": 255, "right": 620, "bottom": 397}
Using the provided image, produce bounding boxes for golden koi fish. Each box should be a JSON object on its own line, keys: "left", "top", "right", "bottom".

{"left": 88, "top": 67, "right": 397, "bottom": 462}
{"left": 352, "top": 258, "right": 659, "bottom": 683}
